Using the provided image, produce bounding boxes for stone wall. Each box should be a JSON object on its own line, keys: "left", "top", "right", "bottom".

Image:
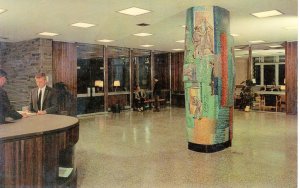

{"left": 0, "top": 38, "right": 53, "bottom": 110}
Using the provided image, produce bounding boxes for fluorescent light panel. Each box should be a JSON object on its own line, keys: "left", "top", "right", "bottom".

{"left": 71, "top": 22, "right": 95, "bottom": 28}
{"left": 172, "top": 49, "right": 184, "bottom": 51}
{"left": 269, "top": 45, "right": 282, "bottom": 48}
{"left": 0, "top": 9, "right": 7, "bottom": 14}
{"left": 234, "top": 48, "right": 242, "bottom": 51}
{"left": 176, "top": 40, "right": 185, "bottom": 43}
{"left": 140, "top": 44, "right": 153, "bottom": 47}
{"left": 97, "top": 39, "right": 114, "bottom": 42}
{"left": 118, "top": 7, "right": 150, "bottom": 16}
{"left": 251, "top": 10, "right": 282, "bottom": 18}
{"left": 231, "top": 33, "right": 239, "bottom": 37}
{"left": 38, "top": 32, "right": 59, "bottom": 36}
{"left": 284, "top": 26, "right": 297, "bottom": 30}
{"left": 133, "top": 33, "right": 152, "bottom": 37}
{"left": 249, "top": 40, "right": 265, "bottom": 43}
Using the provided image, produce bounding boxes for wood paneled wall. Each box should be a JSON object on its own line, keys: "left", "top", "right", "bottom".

{"left": 285, "top": 41, "right": 298, "bottom": 115}
{"left": 52, "top": 42, "right": 77, "bottom": 96}
{"left": 171, "top": 52, "right": 184, "bottom": 92}
{"left": 52, "top": 42, "right": 77, "bottom": 115}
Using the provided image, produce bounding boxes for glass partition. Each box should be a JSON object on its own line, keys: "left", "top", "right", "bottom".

{"left": 77, "top": 43, "right": 104, "bottom": 114}
{"left": 106, "top": 46, "right": 131, "bottom": 110}
{"left": 153, "top": 52, "right": 170, "bottom": 103}
{"left": 132, "top": 49, "right": 151, "bottom": 90}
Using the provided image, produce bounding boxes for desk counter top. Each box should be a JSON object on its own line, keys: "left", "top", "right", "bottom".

{"left": 0, "top": 114, "right": 79, "bottom": 141}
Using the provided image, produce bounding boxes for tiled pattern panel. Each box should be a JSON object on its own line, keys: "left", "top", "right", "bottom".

{"left": 183, "top": 6, "right": 234, "bottom": 145}
{"left": 76, "top": 108, "right": 297, "bottom": 187}
{"left": 0, "top": 38, "right": 53, "bottom": 110}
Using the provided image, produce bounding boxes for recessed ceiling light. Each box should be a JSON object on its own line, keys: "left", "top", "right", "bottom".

{"left": 181, "top": 25, "right": 186, "bottom": 28}
{"left": 172, "top": 49, "right": 184, "bottom": 51}
{"left": 249, "top": 40, "right": 265, "bottom": 43}
{"left": 234, "top": 48, "right": 242, "bottom": 51}
{"left": 38, "top": 32, "right": 59, "bottom": 36}
{"left": 269, "top": 45, "right": 282, "bottom": 48}
{"left": 251, "top": 10, "right": 283, "bottom": 18}
{"left": 231, "top": 34, "right": 239, "bottom": 37}
{"left": 0, "top": 9, "right": 7, "bottom": 14}
{"left": 133, "top": 33, "right": 152, "bottom": 37}
{"left": 284, "top": 26, "right": 297, "bottom": 30}
{"left": 118, "top": 7, "right": 151, "bottom": 16}
{"left": 140, "top": 44, "right": 154, "bottom": 47}
{"left": 235, "top": 56, "right": 242, "bottom": 58}
{"left": 71, "top": 22, "right": 95, "bottom": 28}
{"left": 176, "top": 40, "right": 185, "bottom": 43}
{"left": 97, "top": 39, "right": 114, "bottom": 43}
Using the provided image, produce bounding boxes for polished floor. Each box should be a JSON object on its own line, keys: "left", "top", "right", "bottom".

{"left": 76, "top": 107, "right": 297, "bottom": 188}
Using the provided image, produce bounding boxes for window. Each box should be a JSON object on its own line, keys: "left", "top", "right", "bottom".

{"left": 253, "top": 56, "right": 285, "bottom": 86}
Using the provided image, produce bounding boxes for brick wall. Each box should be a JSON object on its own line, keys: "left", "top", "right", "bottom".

{"left": 0, "top": 38, "right": 53, "bottom": 110}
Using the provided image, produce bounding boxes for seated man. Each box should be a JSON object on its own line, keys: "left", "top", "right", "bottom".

{"left": 133, "top": 85, "right": 146, "bottom": 111}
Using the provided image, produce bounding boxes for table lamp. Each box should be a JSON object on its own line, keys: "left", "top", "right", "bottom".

{"left": 95, "top": 80, "right": 104, "bottom": 91}
{"left": 113, "top": 80, "right": 120, "bottom": 92}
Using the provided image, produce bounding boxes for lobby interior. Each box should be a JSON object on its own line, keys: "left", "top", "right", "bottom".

{"left": 0, "top": 0, "right": 298, "bottom": 187}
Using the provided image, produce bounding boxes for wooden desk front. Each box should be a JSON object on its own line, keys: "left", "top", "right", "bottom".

{"left": 0, "top": 114, "right": 79, "bottom": 188}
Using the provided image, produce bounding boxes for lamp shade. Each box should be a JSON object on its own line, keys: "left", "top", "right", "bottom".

{"left": 95, "top": 80, "right": 103, "bottom": 87}
{"left": 113, "top": 80, "right": 120, "bottom": 87}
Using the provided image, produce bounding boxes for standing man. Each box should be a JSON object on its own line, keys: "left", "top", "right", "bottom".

{"left": 29, "top": 73, "right": 58, "bottom": 115}
{"left": 153, "top": 75, "right": 162, "bottom": 112}
{"left": 0, "top": 69, "right": 24, "bottom": 124}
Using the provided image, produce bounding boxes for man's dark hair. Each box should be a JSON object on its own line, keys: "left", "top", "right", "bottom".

{"left": 0, "top": 69, "right": 7, "bottom": 78}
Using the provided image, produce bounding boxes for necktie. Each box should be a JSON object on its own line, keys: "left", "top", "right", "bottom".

{"left": 38, "top": 90, "right": 42, "bottom": 110}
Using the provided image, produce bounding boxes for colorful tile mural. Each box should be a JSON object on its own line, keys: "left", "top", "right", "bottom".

{"left": 183, "top": 6, "right": 235, "bottom": 153}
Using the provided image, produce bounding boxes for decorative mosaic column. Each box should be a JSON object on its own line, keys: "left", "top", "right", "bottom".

{"left": 183, "top": 6, "right": 235, "bottom": 153}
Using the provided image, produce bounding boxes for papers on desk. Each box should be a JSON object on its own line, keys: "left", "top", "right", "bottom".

{"left": 58, "top": 167, "right": 73, "bottom": 178}
{"left": 17, "top": 111, "right": 37, "bottom": 116}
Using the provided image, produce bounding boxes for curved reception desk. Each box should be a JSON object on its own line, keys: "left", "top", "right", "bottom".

{"left": 0, "top": 114, "right": 79, "bottom": 188}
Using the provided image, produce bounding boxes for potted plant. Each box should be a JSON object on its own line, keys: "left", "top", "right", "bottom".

{"left": 239, "top": 79, "right": 255, "bottom": 111}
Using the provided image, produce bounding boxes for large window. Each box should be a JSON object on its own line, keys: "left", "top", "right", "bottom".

{"left": 132, "top": 49, "right": 151, "bottom": 90}
{"left": 253, "top": 56, "right": 285, "bottom": 86}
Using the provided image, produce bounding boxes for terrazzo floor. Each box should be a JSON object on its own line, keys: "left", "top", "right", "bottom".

{"left": 76, "top": 107, "right": 297, "bottom": 188}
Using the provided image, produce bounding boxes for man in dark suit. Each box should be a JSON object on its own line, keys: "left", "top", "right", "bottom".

{"left": 0, "top": 69, "right": 24, "bottom": 124}
{"left": 29, "top": 73, "right": 58, "bottom": 115}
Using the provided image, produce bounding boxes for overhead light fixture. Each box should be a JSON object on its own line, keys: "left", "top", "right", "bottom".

{"left": 231, "top": 33, "right": 239, "bottom": 37}
{"left": 235, "top": 56, "right": 242, "bottom": 58}
{"left": 284, "top": 26, "right": 297, "bottom": 30}
{"left": 71, "top": 22, "right": 95, "bottom": 28}
{"left": 176, "top": 40, "right": 185, "bottom": 43}
{"left": 133, "top": 33, "right": 152, "bottom": 37}
{"left": 269, "top": 45, "right": 282, "bottom": 48}
{"left": 38, "top": 32, "right": 59, "bottom": 36}
{"left": 118, "top": 7, "right": 151, "bottom": 16}
{"left": 0, "top": 9, "right": 7, "bottom": 14}
{"left": 249, "top": 40, "right": 265, "bottom": 43}
{"left": 251, "top": 10, "right": 283, "bottom": 18}
{"left": 234, "top": 48, "right": 242, "bottom": 51}
{"left": 181, "top": 25, "right": 186, "bottom": 28}
{"left": 97, "top": 39, "right": 114, "bottom": 43}
{"left": 172, "top": 49, "right": 184, "bottom": 51}
{"left": 140, "top": 44, "right": 154, "bottom": 47}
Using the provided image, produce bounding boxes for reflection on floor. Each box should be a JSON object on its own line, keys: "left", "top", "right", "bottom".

{"left": 76, "top": 108, "right": 297, "bottom": 188}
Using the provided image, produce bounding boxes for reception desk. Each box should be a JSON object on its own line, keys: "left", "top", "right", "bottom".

{"left": 0, "top": 114, "right": 79, "bottom": 188}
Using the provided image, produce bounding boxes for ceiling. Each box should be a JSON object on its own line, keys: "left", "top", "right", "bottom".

{"left": 0, "top": 0, "right": 298, "bottom": 55}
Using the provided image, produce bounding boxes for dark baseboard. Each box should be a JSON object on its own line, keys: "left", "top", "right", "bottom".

{"left": 188, "top": 140, "right": 231, "bottom": 153}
